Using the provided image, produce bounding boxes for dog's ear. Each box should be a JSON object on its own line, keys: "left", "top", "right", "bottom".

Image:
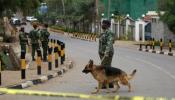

{"left": 89, "top": 59, "right": 93, "bottom": 66}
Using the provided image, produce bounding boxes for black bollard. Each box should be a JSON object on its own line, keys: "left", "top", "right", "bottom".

{"left": 37, "top": 49, "right": 42, "bottom": 75}
{"left": 145, "top": 39, "right": 148, "bottom": 52}
{"left": 57, "top": 40, "right": 61, "bottom": 61}
{"left": 0, "top": 59, "right": 2, "bottom": 85}
{"left": 145, "top": 44, "right": 148, "bottom": 52}
{"left": 63, "top": 43, "right": 65, "bottom": 63}
{"left": 139, "top": 37, "right": 142, "bottom": 51}
{"left": 51, "top": 39, "right": 53, "bottom": 52}
{"left": 61, "top": 42, "right": 65, "bottom": 65}
{"left": 150, "top": 38, "right": 153, "bottom": 49}
{"left": 21, "top": 50, "right": 26, "bottom": 79}
{"left": 54, "top": 45, "right": 59, "bottom": 68}
{"left": 152, "top": 38, "right": 156, "bottom": 53}
{"left": 168, "top": 39, "right": 173, "bottom": 56}
{"left": 48, "top": 48, "right": 52, "bottom": 70}
{"left": 160, "top": 38, "right": 164, "bottom": 54}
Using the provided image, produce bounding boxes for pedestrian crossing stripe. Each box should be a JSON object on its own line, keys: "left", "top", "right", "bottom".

{"left": 0, "top": 88, "right": 174, "bottom": 100}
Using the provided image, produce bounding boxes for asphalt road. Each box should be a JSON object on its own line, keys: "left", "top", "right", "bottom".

{"left": 0, "top": 32, "right": 175, "bottom": 100}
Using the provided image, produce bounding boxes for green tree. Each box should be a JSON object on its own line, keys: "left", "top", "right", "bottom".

{"left": 0, "top": 0, "right": 19, "bottom": 17}
{"left": 17, "top": 0, "right": 40, "bottom": 16}
{"left": 0, "top": 0, "right": 41, "bottom": 17}
{"left": 159, "top": 0, "right": 175, "bottom": 34}
{"left": 45, "top": 0, "right": 95, "bottom": 33}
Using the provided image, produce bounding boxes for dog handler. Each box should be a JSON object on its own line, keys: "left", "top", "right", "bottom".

{"left": 98, "top": 20, "right": 115, "bottom": 88}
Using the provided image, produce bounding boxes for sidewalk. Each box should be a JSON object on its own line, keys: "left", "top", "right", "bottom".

{"left": 0, "top": 57, "right": 73, "bottom": 88}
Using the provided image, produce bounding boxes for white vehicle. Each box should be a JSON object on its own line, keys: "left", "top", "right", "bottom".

{"left": 26, "top": 16, "right": 37, "bottom": 22}
{"left": 10, "top": 17, "right": 20, "bottom": 25}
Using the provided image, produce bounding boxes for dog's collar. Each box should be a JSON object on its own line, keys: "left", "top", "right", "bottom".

{"left": 82, "top": 69, "right": 92, "bottom": 74}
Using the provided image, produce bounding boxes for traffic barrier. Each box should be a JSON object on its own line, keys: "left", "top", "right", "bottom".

{"left": 139, "top": 38, "right": 174, "bottom": 56}
{"left": 160, "top": 38, "right": 164, "bottom": 54}
{"left": 48, "top": 39, "right": 53, "bottom": 57}
{"left": 54, "top": 43, "right": 59, "bottom": 68}
{"left": 48, "top": 48, "right": 52, "bottom": 70}
{"left": 150, "top": 38, "right": 153, "bottom": 49}
{"left": 71, "top": 33, "right": 97, "bottom": 42}
{"left": 0, "top": 88, "right": 174, "bottom": 100}
{"left": 49, "top": 27, "right": 98, "bottom": 42}
{"left": 168, "top": 39, "right": 173, "bottom": 56}
{"left": 50, "top": 39, "right": 53, "bottom": 51}
{"left": 145, "top": 43, "right": 148, "bottom": 52}
{"left": 7, "top": 60, "right": 73, "bottom": 89}
{"left": 139, "top": 37, "right": 142, "bottom": 51}
{"left": 36, "top": 49, "right": 42, "bottom": 75}
{"left": 61, "top": 42, "right": 65, "bottom": 65}
{"left": 0, "top": 59, "right": 1, "bottom": 85}
{"left": 152, "top": 38, "right": 156, "bottom": 53}
{"left": 57, "top": 40, "right": 61, "bottom": 60}
{"left": 21, "top": 50, "right": 26, "bottom": 79}
{"left": 57, "top": 40, "right": 61, "bottom": 64}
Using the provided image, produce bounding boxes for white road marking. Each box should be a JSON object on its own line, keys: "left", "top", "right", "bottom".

{"left": 126, "top": 56, "right": 175, "bottom": 80}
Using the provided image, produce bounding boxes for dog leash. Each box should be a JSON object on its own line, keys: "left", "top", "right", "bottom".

{"left": 100, "top": 55, "right": 106, "bottom": 65}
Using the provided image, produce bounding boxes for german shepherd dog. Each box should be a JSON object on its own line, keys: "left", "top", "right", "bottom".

{"left": 82, "top": 59, "right": 137, "bottom": 94}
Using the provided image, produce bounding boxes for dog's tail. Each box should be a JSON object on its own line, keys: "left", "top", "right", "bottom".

{"left": 128, "top": 69, "right": 137, "bottom": 80}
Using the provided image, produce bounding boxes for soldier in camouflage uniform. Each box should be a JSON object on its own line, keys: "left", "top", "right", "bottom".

{"left": 99, "top": 20, "right": 115, "bottom": 66}
{"left": 19, "top": 27, "right": 28, "bottom": 53}
{"left": 40, "top": 24, "right": 50, "bottom": 61}
{"left": 98, "top": 20, "right": 115, "bottom": 88}
{"left": 29, "top": 24, "right": 40, "bottom": 61}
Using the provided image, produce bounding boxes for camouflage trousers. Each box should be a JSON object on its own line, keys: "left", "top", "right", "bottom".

{"left": 20, "top": 44, "right": 26, "bottom": 53}
{"left": 31, "top": 43, "right": 40, "bottom": 59}
{"left": 99, "top": 52, "right": 113, "bottom": 66}
{"left": 42, "top": 42, "right": 48, "bottom": 60}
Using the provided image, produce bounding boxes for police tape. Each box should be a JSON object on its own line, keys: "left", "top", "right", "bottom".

{"left": 0, "top": 88, "right": 173, "bottom": 100}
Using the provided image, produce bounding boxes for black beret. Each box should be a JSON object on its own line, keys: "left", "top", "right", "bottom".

{"left": 102, "top": 20, "right": 111, "bottom": 26}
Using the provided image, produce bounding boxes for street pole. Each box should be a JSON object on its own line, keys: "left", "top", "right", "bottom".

{"left": 95, "top": 0, "right": 99, "bottom": 34}
{"left": 96, "top": 0, "right": 98, "bottom": 16}
{"left": 61, "top": 0, "right": 65, "bottom": 15}
{"left": 108, "top": 0, "right": 111, "bottom": 19}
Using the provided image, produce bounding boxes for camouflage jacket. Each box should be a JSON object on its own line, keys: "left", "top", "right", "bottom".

{"left": 29, "top": 29, "right": 40, "bottom": 44}
{"left": 99, "top": 29, "right": 115, "bottom": 55}
{"left": 40, "top": 29, "right": 50, "bottom": 42}
{"left": 19, "top": 32, "right": 28, "bottom": 45}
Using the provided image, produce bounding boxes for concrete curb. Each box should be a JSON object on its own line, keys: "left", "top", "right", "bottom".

{"left": 7, "top": 61, "right": 74, "bottom": 89}
{"left": 138, "top": 48, "right": 175, "bottom": 56}
{"left": 68, "top": 33, "right": 97, "bottom": 42}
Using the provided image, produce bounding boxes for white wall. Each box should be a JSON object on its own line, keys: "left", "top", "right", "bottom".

{"left": 135, "top": 19, "right": 146, "bottom": 42}
{"left": 111, "top": 18, "right": 115, "bottom": 33}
